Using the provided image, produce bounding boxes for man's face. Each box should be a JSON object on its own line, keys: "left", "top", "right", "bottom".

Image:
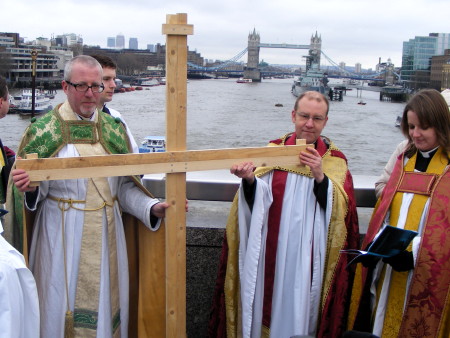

{"left": 100, "top": 67, "right": 116, "bottom": 105}
{"left": 0, "top": 91, "right": 10, "bottom": 119}
{"left": 62, "top": 62, "right": 102, "bottom": 118}
{"left": 291, "top": 97, "right": 328, "bottom": 144}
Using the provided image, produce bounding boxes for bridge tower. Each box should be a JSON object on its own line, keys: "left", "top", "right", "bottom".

{"left": 244, "top": 28, "right": 261, "bottom": 81}
{"left": 306, "top": 31, "right": 322, "bottom": 71}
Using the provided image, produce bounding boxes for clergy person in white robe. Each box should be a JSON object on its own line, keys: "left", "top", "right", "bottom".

{"left": 7, "top": 55, "right": 169, "bottom": 338}
{"left": 209, "top": 91, "right": 360, "bottom": 338}
{"left": 0, "top": 219, "right": 39, "bottom": 338}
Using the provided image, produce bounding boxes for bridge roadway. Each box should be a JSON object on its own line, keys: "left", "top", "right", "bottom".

{"left": 258, "top": 42, "right": 310, "bottom": 49}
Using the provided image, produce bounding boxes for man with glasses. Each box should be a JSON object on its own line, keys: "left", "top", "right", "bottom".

{"left": 8, "top": 55, "right": 169, "bottom": 337}
{"left": 210, "top": 91, "right": 360, "bottom": 338}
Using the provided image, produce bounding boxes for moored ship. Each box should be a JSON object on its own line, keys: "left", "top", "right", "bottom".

{"left": 291, "top": 66, "right": 329, "bottom": 96}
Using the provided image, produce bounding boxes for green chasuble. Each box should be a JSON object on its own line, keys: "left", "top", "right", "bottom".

{"left": 6, "top": 105, "right": 131, "bottom": 253}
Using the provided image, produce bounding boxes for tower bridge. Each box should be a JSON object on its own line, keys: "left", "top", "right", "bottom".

{"left": 187, "top": 30, "right": 395, "bottom": 85}
{"left": 244, "top": 29, "right": 322, "bottom": 82}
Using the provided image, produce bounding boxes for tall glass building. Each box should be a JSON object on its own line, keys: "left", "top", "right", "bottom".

{"left": 116, "top": 34, "right": 125, "bottom": 49}
{"left": 401, "top": 33, "right": 450, "bottom": 89}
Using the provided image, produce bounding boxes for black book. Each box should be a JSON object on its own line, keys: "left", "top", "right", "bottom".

{"left": 341, "top": 225, "right": 418, "bottom": 266}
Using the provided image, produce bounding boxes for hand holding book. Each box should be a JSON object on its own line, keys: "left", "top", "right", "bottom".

{"left": 341, "top": 225, "right": 418, "bottom": 268}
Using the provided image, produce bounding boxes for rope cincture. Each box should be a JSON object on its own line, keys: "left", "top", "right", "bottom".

{"left": 50, "top": 195, "right": 117, "bottom": 338}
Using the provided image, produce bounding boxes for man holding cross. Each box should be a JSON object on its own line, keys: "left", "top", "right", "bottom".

{"left": 210, "top": 91, "right": 360, "bottom": 338}
{"left": 8, "top": 55, "right": 168, "bottom": 337}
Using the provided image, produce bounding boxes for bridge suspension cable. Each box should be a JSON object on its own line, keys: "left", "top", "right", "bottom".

{"left": 320, "top": 51, "right": 385, "bottom": 79}
{"left": 188, "top": 48, "right": 248, "bottom": 71}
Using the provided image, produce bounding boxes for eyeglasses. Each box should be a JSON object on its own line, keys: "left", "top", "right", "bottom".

{"left": 66, "top": 81, "right": 104, "bottom": 93}
{"left": 295, "top": 112, "right": 326, "bottom": 123}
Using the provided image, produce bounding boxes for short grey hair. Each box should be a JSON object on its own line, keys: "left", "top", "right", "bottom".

{"left": 64, "top": 55, "right": 103, "bottom": 81}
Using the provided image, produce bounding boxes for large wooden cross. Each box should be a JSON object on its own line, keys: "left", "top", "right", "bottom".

{"left": 16, "top": 13, "right": 311, "bottom": 337}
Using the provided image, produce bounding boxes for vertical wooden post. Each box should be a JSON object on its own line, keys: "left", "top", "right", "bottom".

{"left": 163, "top": 13, "right": 193, "bottom": 337}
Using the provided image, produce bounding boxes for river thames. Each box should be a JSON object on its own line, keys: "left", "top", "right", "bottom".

{"left": 4, "top": 78, "right": 405, "bottom": 176}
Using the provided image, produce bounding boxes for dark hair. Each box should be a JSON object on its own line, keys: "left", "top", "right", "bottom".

{"left": 401, "top": 89, "right": 450, "bottom": 158}
{"left": 294, "top": 91, "right": 330, "bottom": 115}
{"left": 90, "top": 54, "right": 117, "bottom": 69}
{"left": 0, "top": 75, "right": 8, "bottom": 100}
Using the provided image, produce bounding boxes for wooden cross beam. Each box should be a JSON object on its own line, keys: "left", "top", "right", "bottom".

{"left": 16, "top": 145, "right": 310, "bottom": 183}
{"left": 15, "top": 14, "right": 311, "bottom": 337}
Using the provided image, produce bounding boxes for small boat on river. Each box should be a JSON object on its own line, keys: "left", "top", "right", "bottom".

{"left": 135, "top": 77, "right": 160, "bottom": 87}
{"left": 12, "top": 89, "right": 53, "bottom": 116}
{"left": 236, "top": 78, "right": 252, "bottom": 83}
{"left": 139, "top": 136, "right": 166, "bottom": 153}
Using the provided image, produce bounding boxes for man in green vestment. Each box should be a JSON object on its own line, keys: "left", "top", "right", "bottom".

{"left": 7, "top": 55, "right": 169, "bottom": 338}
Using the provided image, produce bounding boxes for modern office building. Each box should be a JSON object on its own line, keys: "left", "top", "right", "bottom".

{"left": 2, "top": 46, "right": 61, "bottom": 85}
{"left": 0, "top": 35, "right": 15, "bottom": 47}
{"left": 441, "top": 57, "right": 450, "bottom": 90}
{"left": 355, "top": 62, "right": 361, "bottom": 73}
{"left": 0, "top": 32, "right": 21, "bottom": 47}
{"left": 129, "top": 37, "right": 138, "bottom": 50}
{"left": 116, "top": 34, "right": 125, "bottom": 49}
{"left": 147, "top": 44, "right": 155, "bottom": 52}
{"left": 55, "top": 33, "right": 83, "bottom": 47}
{"left": 430, "top": 49, "right": 450, "bottom": 90}
{"left": 401, "top": 33, "right": 450, "bottom": 89}
{"left": 107, "top": 37, "right": 116, "bottom": 48}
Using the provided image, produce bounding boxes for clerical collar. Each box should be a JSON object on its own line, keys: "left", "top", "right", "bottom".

{"left": 76, "top": 111, "right": 95, "bottom": 121}
{"left": 415, "top": 146, "right": 439, "bottom": 172}
{"left": 419, "top": 146, "right": 439, "bottom": 158}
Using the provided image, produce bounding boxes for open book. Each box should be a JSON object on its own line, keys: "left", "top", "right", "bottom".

{"left": 342, "top": 225, "right": 418, "bottom": 266}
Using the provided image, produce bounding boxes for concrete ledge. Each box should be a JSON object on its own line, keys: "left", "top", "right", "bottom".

{"left": 143, "top": 170, "right": 378, "bottom": 206}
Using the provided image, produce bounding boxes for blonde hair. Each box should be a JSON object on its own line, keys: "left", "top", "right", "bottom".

{"left": 294, "top": 91, "right": 329, "bottom": 115}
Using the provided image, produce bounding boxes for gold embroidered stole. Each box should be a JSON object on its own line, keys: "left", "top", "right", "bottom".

{"left": 224, "top": 137, "right": 350, "bottom": 337}
{"left": 59, "top": 103, "right": 120, "bottom": 337}
{"left": 382, "top": 148, "right": 447, "bottom": 337}
{"left": 0, "top": 148, "right": 5, "bottom": 167}
{"left": 0, "top": 146, "right": 5, "bottom": 203}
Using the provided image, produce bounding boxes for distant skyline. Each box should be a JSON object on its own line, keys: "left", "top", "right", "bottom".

{"left": 2, "top": 0, "right": 450, "bottom": 69}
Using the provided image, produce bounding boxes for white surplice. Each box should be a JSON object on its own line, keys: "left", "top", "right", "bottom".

{"left": 106, "top": 106, "right": 139, "bottom": 154}
{"left": 238, "top": 171, "right": 333, "bottom": 338}
{"left": 26, "top": 136, "right": 161, "bottom": 337}
{"left": 0, "top": 220, "right": 40, "bottom": 338}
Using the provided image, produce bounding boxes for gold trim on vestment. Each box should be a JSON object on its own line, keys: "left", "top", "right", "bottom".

{"left": 224, "top": 136, "right": 350, "bottom": 335}
{"left": 382, "top": 148, "right": 447, "bottom": 337}
{"left": 58, "top": 103, "right": 121, "bottom": 337}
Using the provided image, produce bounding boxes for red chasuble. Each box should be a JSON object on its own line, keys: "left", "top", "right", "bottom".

{"left": 209, "top": 134, "right": 360, "bottom": 338}
{"left": 349, "top": 152, "right": 450, "bottom": 337}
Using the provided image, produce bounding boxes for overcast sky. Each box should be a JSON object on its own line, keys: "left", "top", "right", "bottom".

{"left": 3, "top": 0, "right": 449, "bottom": 69}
